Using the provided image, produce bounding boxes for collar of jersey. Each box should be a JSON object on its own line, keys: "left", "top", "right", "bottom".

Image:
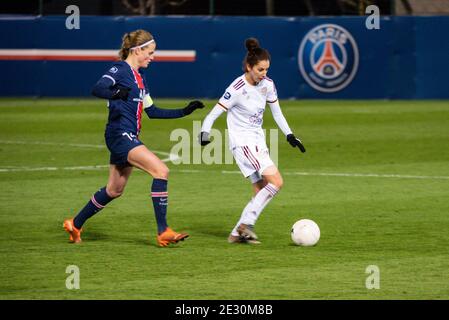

{"left": 243, "top": 74, "right": 265, "bottom": 88}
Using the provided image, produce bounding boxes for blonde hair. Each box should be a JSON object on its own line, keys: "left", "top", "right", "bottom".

{"left": 119, "top": 29, "right": 154, "bottom": 60}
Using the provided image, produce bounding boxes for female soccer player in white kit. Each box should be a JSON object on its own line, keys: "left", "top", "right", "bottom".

{"left": 200, "top": 38, "right": 306, "bottom": 244}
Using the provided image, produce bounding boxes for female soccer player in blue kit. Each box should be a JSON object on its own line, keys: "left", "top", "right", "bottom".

{"left": 63, "top": 29, "right": 204, "bottom": 247}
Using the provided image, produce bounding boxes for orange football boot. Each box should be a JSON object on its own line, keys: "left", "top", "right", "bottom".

{"left": 63, "top": 218, "right": 83, "bottom": 243}
{"left": 157, "top": 227, "right": 189, "bottom": 247}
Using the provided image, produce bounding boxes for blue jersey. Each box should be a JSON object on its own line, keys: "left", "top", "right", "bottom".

{"left": 99, "top": 61, "right": 148, "bottom": 135}
{"left": 91, "top": 60, "right": 194, "bottom": 166}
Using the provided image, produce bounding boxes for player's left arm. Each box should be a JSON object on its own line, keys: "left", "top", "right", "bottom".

{"left": 144, "top": 95, "right": 204, "bottom": 119}
{"left": 268, "top": 82, "right": 306, "bottom": 153}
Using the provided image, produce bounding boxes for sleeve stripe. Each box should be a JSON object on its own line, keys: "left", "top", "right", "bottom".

{"left": 267, "top": 99, "right": 278, "bottom": 104}
{"left": 218, "top": 102, "right": 228, "bottom": 111}
{"left": 102, "top": 75, "right": 116, "bottom": 86}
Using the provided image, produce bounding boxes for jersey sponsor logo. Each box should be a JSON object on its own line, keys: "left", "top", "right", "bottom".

{"left": 298, "top": 24, "right": 359, "bottom": 93}
{"left": 224, "top": 92, "right": 231, "bottom": 100}
{"left": 249, "top": 109, "right": 264, "bottom": 126}
{"left": 109, "top": 66, "right": 118, "bottom": 73}
{"left": 132, "top": 89, "right": 145, "bottom": 102}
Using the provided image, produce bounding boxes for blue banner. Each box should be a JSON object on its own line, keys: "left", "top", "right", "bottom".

{"left": 0, "top": 15, "right": 448, "bottom": 99}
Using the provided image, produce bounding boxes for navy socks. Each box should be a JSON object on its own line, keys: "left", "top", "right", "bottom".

{"left": 73, "top": 180, "right": 170, "bottom": 234}
{"left": 151, "top": 179, "right": 169, "bottom": 234}
{"left": 73, "top": 187, "right": 113, "bottom": 229}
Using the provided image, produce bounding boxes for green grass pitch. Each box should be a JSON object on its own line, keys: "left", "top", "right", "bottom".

{"left": 0, "top": 98, "right": 448, "bottom": 299}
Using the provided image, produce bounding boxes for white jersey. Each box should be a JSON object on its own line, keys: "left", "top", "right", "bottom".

{"left": 217, "top": 74, "right": 278, "bottom": 149}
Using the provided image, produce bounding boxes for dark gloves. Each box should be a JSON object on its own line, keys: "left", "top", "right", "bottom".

{"left": 183, "top": 100, "right": 205, "bottom": 115}
{"left": 287, "top": 134, "right": 306, "bottom": 153}
{"left": 111, "top": 85, "right": 130, "bottom": 100}
{"left": 199, "top": 132, "right": 211, "bottom": 146}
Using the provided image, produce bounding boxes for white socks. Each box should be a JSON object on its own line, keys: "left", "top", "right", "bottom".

{"left": 231, "top": 183, "right": 279, "bottom": 236}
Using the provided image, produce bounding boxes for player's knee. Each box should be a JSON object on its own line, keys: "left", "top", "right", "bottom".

{"left": 106, "top": 187, "right": 124, "bottom": 198}
{"left": 153, "top": 166, "right": 169, "bottom": 179}
{"left": 273, "top": 177, "right": 283, "bottom": 190}
{"left": 275, "top": 181, "right": 283, "bottom": 190}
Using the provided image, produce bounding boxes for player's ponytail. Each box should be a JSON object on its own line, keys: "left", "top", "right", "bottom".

{"left": 119, "top": 29, "right": 154, "bottom": 60}
{"left": 243, "top": 37, "right": 271, "bottom": 72}
{"left": 245, "top": 38, "right": 260, "bottom": 53}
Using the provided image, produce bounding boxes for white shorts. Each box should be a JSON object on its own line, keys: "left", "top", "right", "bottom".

{"left": 232, "top": 144, "right": 275, "bottom": 181}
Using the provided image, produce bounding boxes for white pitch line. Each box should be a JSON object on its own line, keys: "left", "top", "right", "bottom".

{"left": 0, "top": 165, "right": 108, "bottom": 172}
{"left": 0, "top": 166, "right": 58, "bottom": 172}
{"left": 1, "top": 165, "right": 448, "bottom": 180}
{"left": 178, "top": 169, "right": 202, "bottom": 173}
{"left": 222, "top": 170, "right": 449, "bottom": 180}
{"left": 287, "top": 171, "right": 449, "bottom": 180}
{"left": 0, "top": 140, "right": 447, "bottom": 180}
{"left": 0, "top": 140, "right": 180, "bottom": 164}
{"left": 0, "top": 140, "right": 106, "bottom": 149}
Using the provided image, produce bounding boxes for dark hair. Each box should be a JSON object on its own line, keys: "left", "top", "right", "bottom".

{"left": 119, "top": 29, "right": 154, "bottom": 60}
{"left": 242, "top": 38, "right": 271, "bottom": 72}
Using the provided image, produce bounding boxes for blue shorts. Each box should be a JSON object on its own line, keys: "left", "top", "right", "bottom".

{"left": 105, "top": 131, "right": 144, "bottom": 166}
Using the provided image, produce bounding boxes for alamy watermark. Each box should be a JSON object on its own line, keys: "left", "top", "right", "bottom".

{"left": 66, "top": 265, "right": 80, "bottom": 289}
{"left": 65, "top": 5, "right": 80, "bottom": 30}
{"left": 365, "top": 265, "right": 380, "bottom": 289}
{"left": 169, "top": 121, "right": 279, "bottom": 166}
{"left": 365, "top": 5, "right": 380, "bottom": 30}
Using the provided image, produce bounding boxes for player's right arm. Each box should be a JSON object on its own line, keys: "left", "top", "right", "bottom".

{"left": 199, "top": 86, "right": 236, "bottom": 146}
{"left": 91, "top": 64, "right": 129, "bottom": 100}
{"left": 199, "top": 105, "right": 224, "bottom": 145}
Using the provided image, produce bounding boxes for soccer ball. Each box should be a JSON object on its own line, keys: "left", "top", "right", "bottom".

{"left": 291, "top": 219, "right": 320, "bottom": 246}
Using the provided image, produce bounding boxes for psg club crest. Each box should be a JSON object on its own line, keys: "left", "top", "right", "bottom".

{"left": 298, "top": 24, "right": 359, "bottom": 93}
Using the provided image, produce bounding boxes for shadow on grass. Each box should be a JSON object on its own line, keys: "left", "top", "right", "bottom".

{"left": 82, "top": 231, "right": 111, "bottom": 242}
{"left": 84, "top": 231, "right": 189, "bottom": 249}
{"left": 187, "top": 224, "right": 229, "bottom": 239}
